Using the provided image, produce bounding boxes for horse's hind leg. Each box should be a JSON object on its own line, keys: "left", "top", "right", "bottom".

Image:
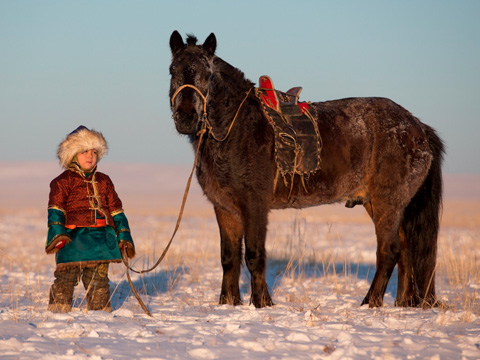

{"left": 361, "top": 201, "right": 402, "bottom": 307}
{"left": 214, "top": 206, "right": 244, "bottom": 306}
{"left": 364, "top": 206, "right": 417, "bottom": 307}
{"left": 394, "top": 225, "right": 419, "bottom": 307}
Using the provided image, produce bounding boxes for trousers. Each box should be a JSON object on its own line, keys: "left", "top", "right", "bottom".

{"left": 48, "top": 263, "right": 111, "bottom": 312}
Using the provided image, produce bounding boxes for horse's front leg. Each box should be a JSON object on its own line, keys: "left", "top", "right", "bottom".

{"left": 242, "top": 199, "right": 274, "bottom": 308}
{"left": 214, "top": 205, "right": 244, "bottom": 306}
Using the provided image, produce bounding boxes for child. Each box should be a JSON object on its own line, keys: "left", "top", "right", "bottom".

{"left": 45, "top": 126, "right": 135, "bottom": 313}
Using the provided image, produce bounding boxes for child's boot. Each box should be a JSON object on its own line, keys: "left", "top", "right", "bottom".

{"left": 87, "top": 286, "right": 112, "bottom": 312}
{"left": 48, "top": 284, "right": 73, "bottom": 313}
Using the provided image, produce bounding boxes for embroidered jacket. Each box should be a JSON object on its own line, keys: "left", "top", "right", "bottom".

{"left": 48, "top": 165, "right": 122, "bottom": 228}
{"left": 45, "top": 163, "right": 135, "bottom": 269}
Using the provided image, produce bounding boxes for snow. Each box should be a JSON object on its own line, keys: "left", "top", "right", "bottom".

{"left": 0, "top": 163, "right": 479, "bottom": 359}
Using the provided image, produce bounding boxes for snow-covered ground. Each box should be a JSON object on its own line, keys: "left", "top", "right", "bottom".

{"left": 1, "top": 163, "right": 479, "bottom": 359}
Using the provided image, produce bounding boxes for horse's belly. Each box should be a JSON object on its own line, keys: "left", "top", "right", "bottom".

{"left": 270, "top": 178, "right": 370, "bottom": 210}
{"left": 271, "top": 194, "right": 340, "bottom": 210}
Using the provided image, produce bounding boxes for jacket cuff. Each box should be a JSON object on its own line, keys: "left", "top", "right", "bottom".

{"left": 45, "top": 234, "right": 71, "bottom": 254}
{"left": 113, "top": 212, "right": 134, "bottom": 244}
{"left": 45, "top": 208, "right": 69, "bottom": 251}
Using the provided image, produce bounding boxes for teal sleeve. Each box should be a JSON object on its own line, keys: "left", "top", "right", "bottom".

{"left": 46, "top": 208, "right": 69, "bottom": 250}
{"left": 113, "top": 212, "right": 134, "bottom": 246}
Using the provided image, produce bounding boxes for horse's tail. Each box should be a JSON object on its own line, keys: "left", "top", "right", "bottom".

{"left": 401, "top": 123, "right": 445, "bottom": 306}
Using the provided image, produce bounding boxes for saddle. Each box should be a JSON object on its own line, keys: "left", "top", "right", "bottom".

{"left": 258, "top": 75, "right": 305, "bottom": 110}
{"left": 256, "top": 76, "right": 322, "bottom": 190}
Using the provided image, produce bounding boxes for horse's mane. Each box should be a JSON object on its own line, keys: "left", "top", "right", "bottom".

{"left": 186, "top": 34, "right": 198, "bottom": 46}
{"left": 212, "top": 57, "right": 254, "bottom": 93}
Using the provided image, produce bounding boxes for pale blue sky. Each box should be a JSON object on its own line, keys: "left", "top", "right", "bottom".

{"left": 1, "top": 0, "right": 479, "bottom": 173}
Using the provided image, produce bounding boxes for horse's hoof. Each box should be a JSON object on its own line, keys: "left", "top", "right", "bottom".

{"left": 361, "top": 295, "right": 383, "bottom": 308}
{"left": 253, "top": 301, "right": 275, "bottom": 308}
{"left": 395, "top": 296, "right": 420, "bottom": 307}
{"left": 395, "top": 300, "right": 416, "bottom": 307}
{"left": 219, "top": 295, "right": 243, "bottom": 306}
{"left": 251, "top": 294, "right": 274, "bottom": 308}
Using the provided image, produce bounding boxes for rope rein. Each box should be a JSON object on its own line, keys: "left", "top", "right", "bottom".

{"left": 122, "top": 84, "right": 252, "bottom": 316}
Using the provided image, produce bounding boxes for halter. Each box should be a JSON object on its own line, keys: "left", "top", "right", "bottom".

{"left": 171, "top": 84, "right": 253, "bottom": 142}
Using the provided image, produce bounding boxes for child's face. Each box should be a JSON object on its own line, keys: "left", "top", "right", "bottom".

{"left": 77, "top": 149, "right": 98, "bottom": 171}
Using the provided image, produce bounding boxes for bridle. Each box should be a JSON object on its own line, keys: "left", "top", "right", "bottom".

{"left": 171, "top": 84, "right": 253, "bottom": 142}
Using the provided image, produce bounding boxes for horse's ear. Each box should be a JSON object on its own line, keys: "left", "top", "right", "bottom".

{"left": 170, "top": 30, "right": 185, "bottom": 55}
{"left": 203, "top": 33, "right": 217, "bottom": 56}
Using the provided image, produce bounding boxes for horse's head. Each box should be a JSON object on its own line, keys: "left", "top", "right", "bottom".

{"left": 169, "top": 31, "right": 217, "bottom": 135}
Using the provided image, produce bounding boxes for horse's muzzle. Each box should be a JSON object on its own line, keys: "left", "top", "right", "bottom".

{"left": 173, "top": 110, "right": 199, "bottom": 135}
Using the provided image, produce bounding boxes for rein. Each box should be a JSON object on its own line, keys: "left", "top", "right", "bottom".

{"left": 122, "top": 84, "right": 252, "bottom": 316}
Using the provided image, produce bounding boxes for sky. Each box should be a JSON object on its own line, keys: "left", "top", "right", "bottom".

{"left": 1, "top": 0, "right": 479, "bottom": 174}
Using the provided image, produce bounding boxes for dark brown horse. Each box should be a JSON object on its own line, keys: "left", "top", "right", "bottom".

{"left": 168, "top": 31, "right": 445, "bottom": 308}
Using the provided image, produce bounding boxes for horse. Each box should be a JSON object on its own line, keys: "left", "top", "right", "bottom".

{"left": 168, "top": 30, "right": 445, "bottom": 309}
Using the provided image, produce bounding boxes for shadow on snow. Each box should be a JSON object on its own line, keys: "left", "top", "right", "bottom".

{"left": 103, "top": 260, "right": 398, "bottom": 310}
{"left": 266, "top": 258, "right": 398, "bottom": 301}
{"left": 108, "top": 267, "right": 187, "bottom": 311}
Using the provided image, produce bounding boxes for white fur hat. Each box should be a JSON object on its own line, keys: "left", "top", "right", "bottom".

{"left": 57, "top": 126, "right": 108, "bottom": 169}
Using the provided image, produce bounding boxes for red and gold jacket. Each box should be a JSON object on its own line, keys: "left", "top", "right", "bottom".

{"left": 48, "top": 164, "right": 123, "bottom": 229}
{"left": 46, "top": 163, "right": 135, "bottom": 265}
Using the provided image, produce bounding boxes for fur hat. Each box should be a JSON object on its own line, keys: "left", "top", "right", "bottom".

{"left": 57, "top": 126, "right": 108, "bottom": 169}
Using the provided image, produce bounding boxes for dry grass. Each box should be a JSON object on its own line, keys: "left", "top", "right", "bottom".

{"left": 437, "top": 227, "right": 480, "bottom": 317}
{"left": 268, "top": 206, "right": 480, "bottom": 318}
{"left": 268, "top": 211, "right": 368, "bottom": 311}
{"left": 1, "top": 184, "right": 479, "bottom": 322}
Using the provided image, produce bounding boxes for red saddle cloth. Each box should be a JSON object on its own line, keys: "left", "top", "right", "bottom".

{"left": 258, "top": 75, "right": 309, "bottom": 113}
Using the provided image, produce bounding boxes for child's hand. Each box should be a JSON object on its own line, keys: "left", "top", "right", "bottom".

{"left": 119, "top": 241, "right": 135, "bottom": 259}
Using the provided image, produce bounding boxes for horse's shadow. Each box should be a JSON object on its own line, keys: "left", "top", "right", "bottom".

{"left": 258, "top": 259, "right": 398, "bottom": 300}
{"left": 102, "top": 260, "right": 397, "bottom": 311}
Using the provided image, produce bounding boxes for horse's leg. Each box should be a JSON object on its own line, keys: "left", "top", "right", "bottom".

{"left": 394, "top": 225, "right": 418, "bottom": 307}
{"left": 361, "top": 201, "right": 402, "bottom": 307}
{"left": 367, "top": 199, "right": 417, "bottom": 306}
{"left": 214, "top": 205, "right": 244, "bottom": 306}
{"left": 242, "top": 199, "right": 273, "bottom": 308}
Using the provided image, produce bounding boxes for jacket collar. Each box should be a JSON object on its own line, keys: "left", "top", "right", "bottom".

{"left": 68, "top": 161, "right": 97, "bottom": 179}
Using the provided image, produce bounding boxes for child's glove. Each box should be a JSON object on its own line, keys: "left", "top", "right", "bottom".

{"left": 119, "top": 241, "right": 135, "bottom": 259}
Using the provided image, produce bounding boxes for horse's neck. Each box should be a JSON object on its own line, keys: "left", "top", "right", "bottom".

{"left": 209, "top": 62, "right": 253, "bottom": 124}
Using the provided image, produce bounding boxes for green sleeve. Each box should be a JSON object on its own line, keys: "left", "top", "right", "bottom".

{"left": 46, "top": 208, "right": 69, "bottom": 250}
{"left": 113, "top": 212, "right": 134, "bottom": 246}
